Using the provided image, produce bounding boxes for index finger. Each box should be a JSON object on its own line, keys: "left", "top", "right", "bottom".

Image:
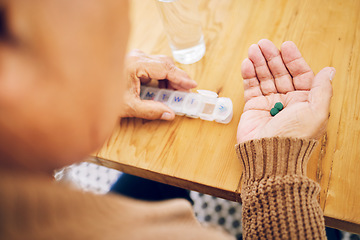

{"left": 136, "top": 55, "right": 197, "bottom": 89}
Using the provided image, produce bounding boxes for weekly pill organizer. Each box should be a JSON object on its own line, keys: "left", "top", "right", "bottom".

{"left": 140, "top": 86, "right": 233, "bottom": 124}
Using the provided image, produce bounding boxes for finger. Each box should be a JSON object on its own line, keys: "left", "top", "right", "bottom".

{"left": 156, "top": 69, "right": 190, "bottom": 91}
{"left": 248, "top": 44, "right": 277, "bottom": 95}
{"left": 139, "top": 77, "right": 151, "bottom": 85}
{"left": 168, "top": 82, "right": 191, "bottom": 92}
{"left": 281, "top": 41, "right": 314, "bottom": 90}
{"left": 258, "top": 39, "right": 295, "bottom": 93}
{"left": 309, "top": 67, "right": 335, "bottom": 115}
{"left": 158, "top": 79, "right": 191, "bottom": 92}
{"left": 136, "top": 55, "right": 197, "bottom": 89}
{"left": 131, "top": 99, "right": 176, "bottom": 121}
{"left": 241, "top": 58, "right": 262, "bottom": 102}
{"left": 154, "top": 55, "right": 197, "bottom": 89}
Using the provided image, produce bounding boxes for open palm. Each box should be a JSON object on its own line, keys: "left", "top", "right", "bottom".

{"left": 237, "top": 39, "right": 334, "bottom": 143}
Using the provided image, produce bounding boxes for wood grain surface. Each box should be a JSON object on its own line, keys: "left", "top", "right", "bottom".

{"left": 93, "top": 0, "right": 360, "bottom": 233}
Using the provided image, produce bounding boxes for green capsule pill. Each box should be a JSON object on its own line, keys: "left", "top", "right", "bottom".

{"left": 274, "top": 102, "right": 283, "bottom": 111}
{"left": 270, "top": 107, "right": 279, "bottom": 116}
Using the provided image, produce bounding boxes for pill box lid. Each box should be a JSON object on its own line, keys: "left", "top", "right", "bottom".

{"left": 197, "top": 90, "right": 218, "bottom": 98}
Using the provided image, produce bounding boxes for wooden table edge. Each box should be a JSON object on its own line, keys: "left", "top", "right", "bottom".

{"left": 88, "top": 156, "right": 242, "bottom": 203}
{"left": 325, "top": 216, "right": 360, "bottom": 235}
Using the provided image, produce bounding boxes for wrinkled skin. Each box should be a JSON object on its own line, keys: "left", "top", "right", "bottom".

{"left": 237, "top": 39, "right": 334, "bottom": 143}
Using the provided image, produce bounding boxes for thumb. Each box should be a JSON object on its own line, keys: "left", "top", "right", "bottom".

{"left": 309, "top": 67, "right": 335, "bottom": 114}
{"left": 130, "top": 99, "right": 175, "bottom": 121}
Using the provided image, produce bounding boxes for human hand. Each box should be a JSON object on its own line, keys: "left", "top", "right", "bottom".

{"left": 237, "top": 39, "right": 335, "bottom": 143}
{"left": 121, "top": 50, "right": 197, "bottom": 120}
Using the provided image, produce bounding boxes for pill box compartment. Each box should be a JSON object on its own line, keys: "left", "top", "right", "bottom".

{"left": 213, "top": 98, "right": 233, "bottom": 124}
{"left": 168, "top": 91, "right": 188, "bottom": 115}
{"left": 140, "top": 87, "right": 160, "bottom": 101}
{"left": 155, "top": 89, "right": 173, "bottom": 105}
{"left": 183, "top": 93, "right": 202, "bottom": 118}
{"left": 140, "top": 86, "right": 233, "bottom": 124}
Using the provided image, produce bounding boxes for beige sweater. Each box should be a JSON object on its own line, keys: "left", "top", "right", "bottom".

{"left": 0, "top": 137, "right": 326, "bottom": 240}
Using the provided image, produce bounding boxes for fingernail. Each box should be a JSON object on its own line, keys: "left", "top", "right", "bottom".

{"left": 190, "top": 79, "right": 198, "bottom": 86}
{"left": 329, "top": 68, "right": 336, "bottom": 81}
{"left": 161, "top": 112, "right": 173, "bottom": 120}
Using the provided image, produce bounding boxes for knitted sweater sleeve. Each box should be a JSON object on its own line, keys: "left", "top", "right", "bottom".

{"left": 235, "top": 137, "right": 326, "bottom": 239}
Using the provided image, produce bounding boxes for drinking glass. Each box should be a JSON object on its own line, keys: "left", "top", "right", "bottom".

{"left": 156, "top": 0, "right": 206, "bottom": 64}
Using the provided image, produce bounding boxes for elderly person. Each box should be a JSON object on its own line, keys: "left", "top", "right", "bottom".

{"left": 0, "top": 1, "right": 334, "bottom": 239}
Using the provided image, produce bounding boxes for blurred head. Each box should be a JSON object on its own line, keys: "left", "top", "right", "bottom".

{"left": 0, "top": 0, "right": 129, "bottom": 173}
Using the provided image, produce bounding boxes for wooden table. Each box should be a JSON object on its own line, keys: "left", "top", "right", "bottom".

{"left": 93, "top": 0, "right": 360, "bottom": 234}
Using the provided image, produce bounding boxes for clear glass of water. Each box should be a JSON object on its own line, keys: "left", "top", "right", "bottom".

{"left": 156, "top": 0, "right": 206, "bottom": 64}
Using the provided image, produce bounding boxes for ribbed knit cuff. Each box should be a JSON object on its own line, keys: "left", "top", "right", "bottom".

{"left": 241, "top": 175, "right": 325, "bottom": 239}
{"left": 235, "top": 137, "right": 318, "bottom": 183}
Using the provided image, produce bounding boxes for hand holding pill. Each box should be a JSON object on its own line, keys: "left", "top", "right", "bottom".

{"left": 237, "top": 39, "right": 335, "bottom": 143}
